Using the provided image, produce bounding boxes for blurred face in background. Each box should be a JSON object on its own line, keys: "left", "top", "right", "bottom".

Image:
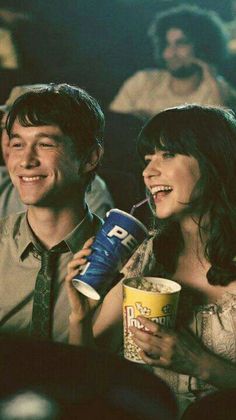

{"left": 162, "top": 28, "right": 199, "bottom": 78}
{"left": 0, "top": 112, "right": 10, "bottom": 164}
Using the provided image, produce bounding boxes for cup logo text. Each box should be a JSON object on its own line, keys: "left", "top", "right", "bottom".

{"left": 125, "top": 305, "right": 173, "bottom": 329}
{"left": 107, "top": 225, "right": 138, "bottom": 252}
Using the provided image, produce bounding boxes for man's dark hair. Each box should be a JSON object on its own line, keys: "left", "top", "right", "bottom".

{"left": 6, "top": 83, "right": 105, "bottom": 183}
{"left": 148, "top": 4, "right": 229, "bottom": 69}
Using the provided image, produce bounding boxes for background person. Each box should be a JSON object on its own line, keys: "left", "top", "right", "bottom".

{"left": 110, "top": 5, "right": 236, "bottom": 120}
{"left": 66, "top": 104, "right": 236, "bottom": 416}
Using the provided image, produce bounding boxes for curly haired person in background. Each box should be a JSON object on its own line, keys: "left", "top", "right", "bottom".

{"left": 110, "top": 5, "right": 236, "bottom": 120}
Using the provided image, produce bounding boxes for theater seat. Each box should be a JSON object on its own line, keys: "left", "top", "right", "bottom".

{"left": 0, "top": 334, "right": 178, "bottom": 420}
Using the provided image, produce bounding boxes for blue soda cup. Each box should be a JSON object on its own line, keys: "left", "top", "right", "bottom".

{"left": 72, "top": 209, "right": 148, "bottom": 300}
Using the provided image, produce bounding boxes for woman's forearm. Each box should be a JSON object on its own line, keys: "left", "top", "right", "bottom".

{"left": 199, "top": 351, "right": 236, "bottom": 388}
{"left": 68, "top": 312, "right": 96, "bottom": 348}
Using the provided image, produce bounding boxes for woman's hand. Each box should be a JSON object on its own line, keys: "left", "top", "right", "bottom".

{"left": 66, "top": 237, "right": 97, "bottom": 319}
{"left": 130, "top": 316, "right": 210, "bottom": 379}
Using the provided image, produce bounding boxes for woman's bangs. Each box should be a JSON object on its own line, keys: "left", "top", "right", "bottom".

{"left": 159, "top": 130, "right": 192, "bottom": 155}
{"left": 137, "top": 126, "right": 193, "bottom": 162}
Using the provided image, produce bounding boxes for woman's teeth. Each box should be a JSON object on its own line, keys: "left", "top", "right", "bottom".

{"left": 151, "top": 185, "right": 172, "bottom": 196}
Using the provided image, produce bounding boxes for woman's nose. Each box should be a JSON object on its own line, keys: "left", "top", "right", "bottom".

{"left": 143, "top": 161, "right": 161, "bottom": 179}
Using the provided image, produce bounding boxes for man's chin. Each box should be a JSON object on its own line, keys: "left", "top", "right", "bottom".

{"left": 168, "top": 63, "right": 201, "bottom": 79}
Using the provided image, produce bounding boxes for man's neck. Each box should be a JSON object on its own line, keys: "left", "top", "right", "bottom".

{"left": 169, "top": 70, "right": 203, "bottom": 96}
{"left": 27, "top": 204, "right": 87, "bottom": 250}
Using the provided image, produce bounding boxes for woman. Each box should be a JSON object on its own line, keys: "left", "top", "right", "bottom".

{"left": 66, "top": 104, "right": 236, "bottom": 416}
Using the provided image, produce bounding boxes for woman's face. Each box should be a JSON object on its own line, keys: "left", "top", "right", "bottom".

{"left": 143, "top": 149, "right": 200, "bottom": 221}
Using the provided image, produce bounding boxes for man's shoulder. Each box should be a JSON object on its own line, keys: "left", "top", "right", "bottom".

{"left": 90, "top": 175, "right": 108, "bottom": 193}
{"left": 128, "top": 68, "right": 167, "bottom": 83}
{"left": 215, "top": 75, "right": 236, "bottom": 106}
{"left": 0, "top": 212, "right": 26, "bottom": 237}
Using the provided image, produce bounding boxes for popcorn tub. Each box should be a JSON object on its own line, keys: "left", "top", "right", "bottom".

{"left": 123, "top": 277, "right": 181, "bottom": 363}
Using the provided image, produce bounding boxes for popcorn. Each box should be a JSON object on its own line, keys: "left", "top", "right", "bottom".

{"left": 127, "top": 277, "right": 173, "bottom": 293}
{"left": 123, "top": 277, "right": 181, "bottom": 363}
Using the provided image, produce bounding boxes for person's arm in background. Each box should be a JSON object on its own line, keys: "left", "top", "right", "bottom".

{"left": 216, "top": 75, "right": 236, "bottom": 111}
{"left": 86, "top": 175, "right": 114, "bottom": 219}
{"left": 109, "top": 70, "right": 146, "bottom": 115}
{"left": 0, "top": 28, "right": 18, "bottom": 68}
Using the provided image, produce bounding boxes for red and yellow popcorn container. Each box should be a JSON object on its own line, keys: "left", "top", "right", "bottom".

{"left": 123, "top": 277, "right": 181, "bottom": 363}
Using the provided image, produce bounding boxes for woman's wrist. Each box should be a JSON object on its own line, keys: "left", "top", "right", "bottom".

{"left": 197, "top": 351, "right": 236, "bottom": 388}
{"left": 197, "top": 352, "right": 212, "bottom": 381}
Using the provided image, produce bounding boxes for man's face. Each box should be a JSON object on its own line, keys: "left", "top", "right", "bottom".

{"left": 7, "top": 119, "right": 81, "bottom": 207}
{"left": 162, "top": 28, "right": 197, "bottom": 78}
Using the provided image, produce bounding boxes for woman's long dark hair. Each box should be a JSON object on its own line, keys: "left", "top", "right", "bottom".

{"left": 137, "top": 104, "right": 236, "bottom": 286}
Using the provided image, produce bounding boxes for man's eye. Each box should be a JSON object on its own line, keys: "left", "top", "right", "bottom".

{"left": 10, "top": 142, "right": 22, "bottom": 148}
{"left": 39, "top": 142, "right": 55, "bottom": 148}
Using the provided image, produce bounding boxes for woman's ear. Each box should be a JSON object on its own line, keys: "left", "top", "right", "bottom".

{"left": 83, "top": 145, "right": 104, "bottom": 173}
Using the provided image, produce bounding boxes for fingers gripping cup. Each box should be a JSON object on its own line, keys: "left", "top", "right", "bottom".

{"left": 123, "top": 277, "right": 181, "bottom": 363}
{"left": 72, "top": 209, "right": 148, "bottom": 300}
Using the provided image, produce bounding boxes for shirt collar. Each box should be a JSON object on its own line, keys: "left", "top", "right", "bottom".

{"left": 63, "top": 208, "right": 102, "bottom": 254}
{"left": 16, "top": 208, "right": 102, "bottom": 260}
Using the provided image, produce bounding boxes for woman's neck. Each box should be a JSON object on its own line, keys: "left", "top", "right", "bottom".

{"left": 179, "top": 216, "right": 207, "bottom": 257}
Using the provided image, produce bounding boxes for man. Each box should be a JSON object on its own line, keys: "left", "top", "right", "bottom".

{"left": 0, "top": 83, "right": 104, "bottom": 342}
{"left": 110, "top": 4, "right": 236, "bottom": 120}
{"left": 0, "top": 84, "right": 114, "bottom": 218}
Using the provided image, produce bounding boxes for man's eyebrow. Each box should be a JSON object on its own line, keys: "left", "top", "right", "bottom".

{"left": 9, "top": 132, "right": 63, "bottom": 142}
{"left": 9, "top": 133, "right": 21, "bottom": 140}
{"left": 35, "top": 133, "right": 63, "bottom": 142}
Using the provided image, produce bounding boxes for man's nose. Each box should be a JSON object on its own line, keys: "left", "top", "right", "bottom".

{"left": 163, "top": 45, "right": 176, "bottom": 59}
{"left": 19, "top": 147, "right": 39, "bottom": 168}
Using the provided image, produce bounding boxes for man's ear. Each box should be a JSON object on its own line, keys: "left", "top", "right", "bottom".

{"left": 83, "top": 145, "right": 104, "bottom": 173}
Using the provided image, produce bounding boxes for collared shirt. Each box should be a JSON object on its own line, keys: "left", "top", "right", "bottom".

{"left": 0, "top": 210, "right": 102, "bottom": 343}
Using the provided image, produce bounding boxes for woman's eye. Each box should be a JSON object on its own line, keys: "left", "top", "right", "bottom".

{"left": 162, "top": 151, "right": 175, "bottom": 159}
{"left": 144, "top": 155, "right": 153, "bottom": 164}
